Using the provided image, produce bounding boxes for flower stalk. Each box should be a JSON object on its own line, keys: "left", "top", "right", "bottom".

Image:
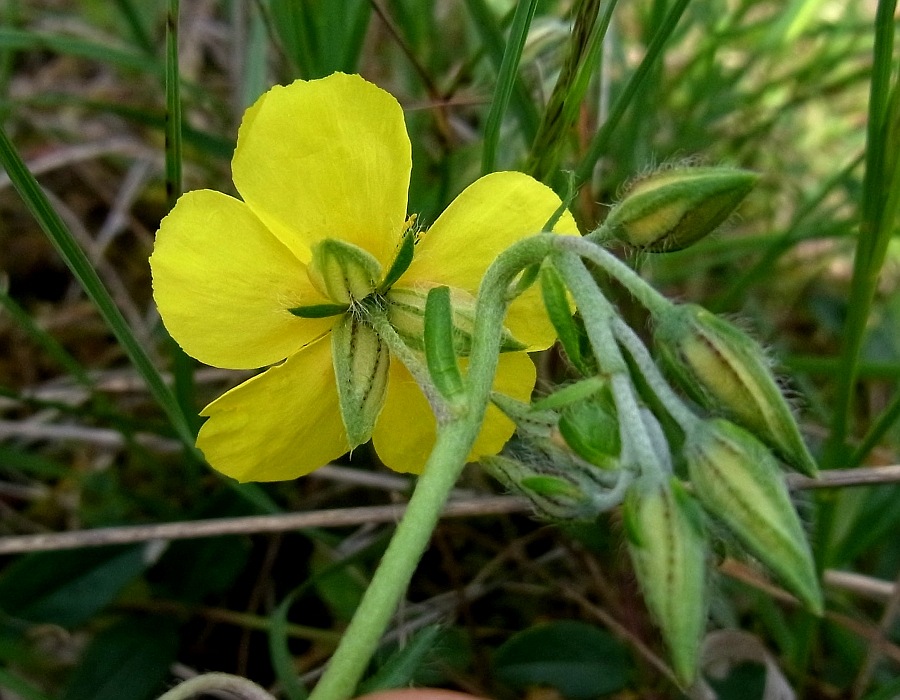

{"left": 308, "top": 235, "right": 555, "bottom": 700}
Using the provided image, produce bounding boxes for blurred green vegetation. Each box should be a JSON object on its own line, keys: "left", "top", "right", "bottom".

{"left": 0, "top": 0, "right": 897, "bottom": 698}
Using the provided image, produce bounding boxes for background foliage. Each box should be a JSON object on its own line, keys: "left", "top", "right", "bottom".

{"left": 0, "top": 0, "right": 897, "bottom": 698}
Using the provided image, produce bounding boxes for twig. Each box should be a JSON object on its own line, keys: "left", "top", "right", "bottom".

{"left": 720, "top": 559, "right": 900, "bottom": 665}
{"left": 853, "top": 567, "right": 900, "bottom": 697}
{"left": 1, "top": 466, "right": 898, "bottom": 556}
{"left": 825, "top": 569, "right": 895, "bottom": 602}
{"left": 156, "top": 673, "right": 276, "bottom": 700}
{"left": 786, "top": 464, "right": 900, "bottom": 489}
{"left": 0, "top": 496, "right": 530, "bottom": 555}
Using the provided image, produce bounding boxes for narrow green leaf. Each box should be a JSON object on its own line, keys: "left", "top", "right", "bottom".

{"left": 0, "top": 27, "right": 158, "bottom": 75}
{"left": 540, "top": 264, "right": 585, "bottom": 373}
{"left": 112, "top": 0, "right": 156, "bottom": 56}
{"left": 357, "top": 625, "right": 444, "bottom": 694}
{"left": 165, "top": 0, "right": 182, "bottom": 210}
{"left": 270, "top": 0, "right": 319, "bottom": 78}
{"left": 424, "top": 286, "right": 465, "bottom": 401}
{"left": 0, "top": 125, "right": 195, "bottom": 447}
{"left": 62, "top": 619, "right": 178, "bottom": 700}
{"left": 379, "top": 230, "right": 416, "bottom": 293}
{"left": 481, "top": 0, "right": 539, "bottom": 174}
{"left": 164, "top": 0, "right": 199, "bottom": 434}
{"left": 827, "top": 0, "right": 899, "bottom": 458}
{"left": 0, "top": 546, "right": 148, "bottom": 627}
{"left": 270, "top": 586, "right": 310, "bottom": 700}
{"left": 0, "top": 286, "right": 92, "bottom": 387}
{"left": 572, "top": 0, "right": 692, "bottom": 189}
{"left": 463, "top": 0, "right": 540, "bottom": 142}
{"left": 0, "top": 445, "right": 68, "bottom": 478}
{"left": 241, "top": 1, "right": 270, "bottom": 111}
{"left": 268, "top": 532, "right": 391, "bottom": 700}
{"left": 289, "top": 302, "right": 350, "bottom": 318}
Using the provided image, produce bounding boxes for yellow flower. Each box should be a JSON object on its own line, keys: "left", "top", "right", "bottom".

{"left": 150, "top": 73, "right": 576, "bottom": 482}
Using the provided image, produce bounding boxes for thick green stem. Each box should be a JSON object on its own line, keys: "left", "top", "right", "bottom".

{"left": 309, "top": 235, "right": 555, "bottom": 700}
{"left": 307, "top": 419, "right": 478, "bottom": 700}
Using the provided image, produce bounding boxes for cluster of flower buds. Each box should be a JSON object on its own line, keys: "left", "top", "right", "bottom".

{"left": 485, "top": 389, "right": 627, "bottom": 521}
{"left": 481, "top": 165, "right": 821, "bottom": 687}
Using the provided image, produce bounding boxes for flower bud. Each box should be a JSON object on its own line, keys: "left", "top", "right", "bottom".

{"left": 331, "top": 314, "right": 390, "bottom": 449}
{"left": 557, "top": 390, "right": 621, "bottom": 470}
{"left": 494, "top": 383, "right": 623, "bottom": 471}
{"left": 386, "top": 287, "right": 525, "bottom": 355}
{"left": 684, "top": 419, "right": 822, "bottom": 614}
{"left": 604, "top": 167, "right": 758, "bottom": 252}
{"left": 654, "top": 304, "right": 817, "bottom": 476}
{"left": 308, "top": 238, "right": 382, "bottom": 304}
{"left": 623, "top": 478, "right": 707, "bottom": 686}
{"left": 482, "top": 452, "right": 608, "bottom": 522}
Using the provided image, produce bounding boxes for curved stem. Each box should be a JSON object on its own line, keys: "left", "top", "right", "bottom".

{"left": 156, "top": 673, "right": 276, "bottom": 700}
{"left": 555, "top": 234, "right": 673, "bottom": 318}
{"left": 552, "top": 249, "right": 668, "bottom": 484}
{"left": 587, "top": 468, "right": 635, "bottom": 512}
{"left": 308, "top": 235, "right": 555, "bottom": 700}
{"left": 609, "top": 316, "right": 699, "bottom": 432}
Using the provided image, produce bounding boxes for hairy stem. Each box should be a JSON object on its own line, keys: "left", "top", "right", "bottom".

{"left": 308, "top": 235, "right": 555, "bottom": 700}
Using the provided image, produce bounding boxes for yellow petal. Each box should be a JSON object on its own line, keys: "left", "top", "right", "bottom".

{"left": 197, "top": 336, "right": 349, "bottom": 482}
{"left": 372, "top": 351, "right": 536, "bottom": 474}
{"left": 150, "top": 190, "right": 334, "bottom": 370}
{"left": 402, "top": 171, "right": 578, "bottom": 349}
{"left": 232, "top": 73, "right": 412, "bottom": 268}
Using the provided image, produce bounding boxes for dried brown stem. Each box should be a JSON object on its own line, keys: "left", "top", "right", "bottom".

{"left": 0, "top": 496, "right": 529, "bottom": 555}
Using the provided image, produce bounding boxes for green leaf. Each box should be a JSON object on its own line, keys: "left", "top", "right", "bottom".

{"left": 424, "top": 285, "right": 465, "bottom": 401}
{"left": 0, "top": 546, "right": 149, "bottom": 627}
{"left": 269, "top": 586, "right": 310, "bottom": 700}
{"left": 0, "top": 668, "right": 52, "bottom": 700}
{"left": 358, "top": 625, "right": 444, "bottom": 694}
{"left": 379, "top": 230, "right": 417, "bottom": 293}
{"left": 0, "top": 27, "right": 158, "bottom": 75}
{"left": 540, "top": 264, "right": 586, "bottom": 374}
{"left": 61, "top": 618, "right": 178, "bottom": 700}
{"left": 493, "top": 621, "right": 629, "bottom": 699}
{"left": 462, "top": 0, "right": 539, "bottom": 143}
{"left": 289, "top": 302, "right": 350, "bottom": 318}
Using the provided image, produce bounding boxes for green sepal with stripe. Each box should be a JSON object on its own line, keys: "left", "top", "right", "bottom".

{"left": 331, "top": 314, "right": 390, "bottom": 449}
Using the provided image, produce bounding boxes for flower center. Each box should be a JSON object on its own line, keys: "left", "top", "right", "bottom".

{"left": 290, "top": 232, "right": 416, "bottom": 319}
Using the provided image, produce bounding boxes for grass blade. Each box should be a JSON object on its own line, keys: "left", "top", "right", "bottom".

{"left": 164, "top": 0, "right": 199, "bottom": 432}
{"left": 527, "top": 0, "right": 619, "bottom": 183}
{"left": 481, "top": 0, "right": 539, "bottom": 174}
{"left": 827, "top": 0, "right": 899, "bottom": 457}
{"left": 572, "top": 0, "right": 692, "bottom": 190}
{"left": 463, "top": 0, "right": 540, "bottom": 143}
{"left": 0, "top": 27, "right": 157, "bottom": 75}
{"left": 0, "top": 126, "right": 194, "bottom": 447}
